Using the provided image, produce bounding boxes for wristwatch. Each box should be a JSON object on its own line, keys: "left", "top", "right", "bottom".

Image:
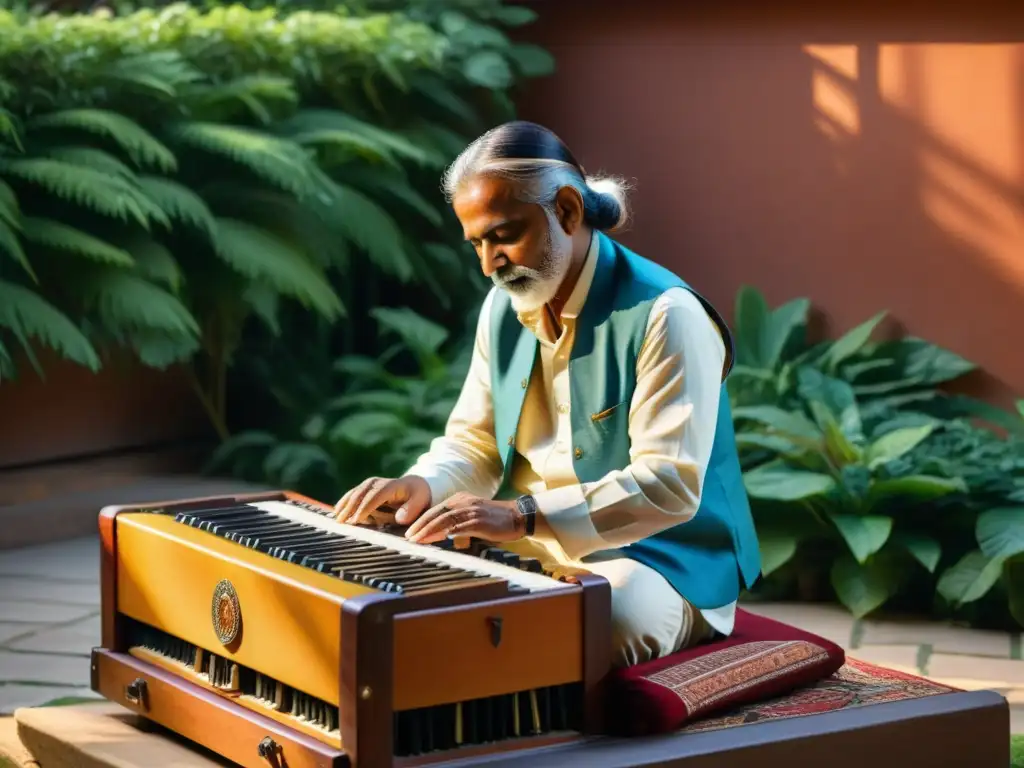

{"left": 515, "top": 494, "right": 537, "bottom": 537}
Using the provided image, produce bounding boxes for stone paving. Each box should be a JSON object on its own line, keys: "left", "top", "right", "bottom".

{"left": 0, "top": 536, "right": 1021, "bottom": 737}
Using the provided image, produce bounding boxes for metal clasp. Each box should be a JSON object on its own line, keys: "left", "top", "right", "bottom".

{"left": 125, "top": 677, "right": 147, "bottom": 707}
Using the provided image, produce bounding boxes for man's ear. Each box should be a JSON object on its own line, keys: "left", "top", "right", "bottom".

{"left": 553, "top": 186, "right": 584, "bottom": 234}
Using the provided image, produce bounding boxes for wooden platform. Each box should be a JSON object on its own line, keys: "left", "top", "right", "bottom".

{"left": 1, "top": 688, "right": 1010, "bottom": 768}
{"left": 0, "top": 703, "right": 232, "bottom": 768}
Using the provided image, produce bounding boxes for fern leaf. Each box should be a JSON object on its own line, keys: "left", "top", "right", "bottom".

{"left": 213, "top": 218, "right": 344, "bottom": 319}
{"left": 284, "top": 128, "right": 403, "bottom": 171}
{"left": 0, "top": 338, "right": 12, "bottom": 379}
{"left": 242, "top": 281, "right": 281, "bottom": 336}
{"left": 338, "top": 165, "right": 443, "bottom": 226}
{"left": 0, "top": 179, "right": 20, "bottom": 230}
{"left": 0, "top": 219, "right": 33, "bottom": 281}
{"left": 201, "top": 184, "right": 348, "bottom": 268}
{"left": 136, "top": 176, "right": 216, "bottom": 239}
{"left": 96, "top": 50, "right": 203, "bottom": 101}
{"left": 25, "top": 109, "right": 177, "bottom": 172}
{"left": 164, "top": 122, "right": 318, "bottom": 198}
{"left": 127, "top": 328, "right": 200, "bottom": 369}
{"left": 328, "top": 183, "right": 413, "bottom": 281}
{"left": 0, "top": 279, "right": 100, "bottom": 371}
{"left": 182, "top": 75, "right": 299, "bottom": 125}
{"left": 41, "top": 146, "right": 137, "bottom": 180}
{"left": 275, "top": 109, "right": 442, "bottom": 167}
{"left": 0, "top": 158, "right": 150, "bottom": 228}
{"left": 80, "top": 271, "right": 199, "bottom": 335}
{"left": 20, "top": 217, "right": 134, "bottom": 267}
{"left": 0, "top": 108, "right": 23, "bottom": 153}
{"left": 123, "top": 236, "right": 182, "bottom": 292}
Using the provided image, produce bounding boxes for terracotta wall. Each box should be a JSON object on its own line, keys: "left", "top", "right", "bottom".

{"left": 515, "top": 0, "right": 1024, "bottom": 406}
{"left": 0, "top": 351, "right": 208, "bottom": 469}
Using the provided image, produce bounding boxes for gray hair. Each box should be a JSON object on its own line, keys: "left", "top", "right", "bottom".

{"left": 441, "top": 123, "right": 632, "bottom": 232}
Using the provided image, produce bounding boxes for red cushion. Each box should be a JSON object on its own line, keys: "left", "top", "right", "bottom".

{"left": 606, "top": 607, "right": 847, "bottom": 736}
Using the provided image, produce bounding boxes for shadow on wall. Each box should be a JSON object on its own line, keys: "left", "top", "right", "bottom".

{"left": 513, "top": 0, "right": 1024, "bottom": 408}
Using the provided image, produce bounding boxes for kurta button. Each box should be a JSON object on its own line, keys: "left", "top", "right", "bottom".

{"left": 574, "top": 447, "right": 583, "bottom": 459}
{"left": 557, "top": 403, "right": 569, "bottom": 414}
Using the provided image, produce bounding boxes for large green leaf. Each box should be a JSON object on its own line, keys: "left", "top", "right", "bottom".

{"left": 830, "top": 554, "right": 893, "bottom": 618}
{"left": 1005, "top": 555, "right": 1024, "bottom": 628}
{"left": 0, "top": 280, "right": 99, "bottom": 371}
{"left": 936, "top": 550, "right": 1006, "bottom": 605}
{"left": 822, "top": 311, "right": 886, "bottom": 374}
{"left": 264, "top": 442, "right": 334, "bottom": 486}
{"left": 731, "top": 405, "right": 821, "bottom": 441}
{"left": 829, "top": 513, "right": 893, "bottom": 563}
{"left": 890, "top": 531, "right": 942, "bottom": 573}
{"left": 797, "top": 367, "right": 863, "bottom": 442}
{"left": 865, "top": 424, "right": 935, "bottom": 469}
{"left": 463, "top": 50, "right": 513, "bottom": 88}
{"left": 743, "top": 461, "right": 836, "bottom": 500}
{"left": 867, "top": 475, "right": 966, "bottom": 506}
{"left": 507, "top": 44, "right": 556, "bottom": 78}
{"left": 733, "top": 285, "right": 769, "bottom": 368}
{"left": 756, "top": 530, "right": 800, "bottom": 577}
{"left": 975, "top": 507, "right": 1024, "bottom": 560}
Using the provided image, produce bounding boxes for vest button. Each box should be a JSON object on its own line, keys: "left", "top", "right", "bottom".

{"left": 508, "top": 436, "right": 515, "bottom": 447}
{"left": 574, "top": 447, "right": 583, "bottom": 459}
{"left": 520, "top": 378, "right": 528, "bottom": 389}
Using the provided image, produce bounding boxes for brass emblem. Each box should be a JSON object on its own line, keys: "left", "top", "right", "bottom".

{"left": 211, "top": 579, "right": 240, "bottom": 646}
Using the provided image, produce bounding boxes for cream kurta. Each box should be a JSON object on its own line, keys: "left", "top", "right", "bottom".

{"left": 406, "top": 233, "right": 737, "bottom": 664}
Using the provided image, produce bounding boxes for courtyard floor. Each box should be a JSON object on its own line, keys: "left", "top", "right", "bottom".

{"left": 0, "top": 535, "right": 1021, "bottom": 736}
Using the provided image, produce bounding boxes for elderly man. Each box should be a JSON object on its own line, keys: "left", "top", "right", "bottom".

{"left": 334, "top": 121, "right": 762, "bottom": 667}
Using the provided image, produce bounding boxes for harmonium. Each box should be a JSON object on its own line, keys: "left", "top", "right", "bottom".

{"left": 90, "top": 490, "right": 613, "bottom": 768}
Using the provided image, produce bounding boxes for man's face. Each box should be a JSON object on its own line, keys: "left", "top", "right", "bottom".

{"left": 453, "top": 174, "right": 572, "bottom": 313}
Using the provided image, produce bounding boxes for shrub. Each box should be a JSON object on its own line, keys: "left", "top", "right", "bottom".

{"left": 0, "top": 2, "right": 552, "bottom": 441}
{"left": 730, "top": 286, "right": 1024, "bottom": 629}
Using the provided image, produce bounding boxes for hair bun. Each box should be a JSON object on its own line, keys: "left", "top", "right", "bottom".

{"left": 584, "top": 175, "right": 630, "bottom": 232}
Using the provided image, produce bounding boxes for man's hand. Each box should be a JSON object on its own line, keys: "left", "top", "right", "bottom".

{"left": 404, "top": 492, "right": 524, "bottom": 544}
{"left": 334, "top": 476, "right": 431, "bottom": 526}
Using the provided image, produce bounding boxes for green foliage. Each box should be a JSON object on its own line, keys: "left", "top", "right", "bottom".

{"left": 207, "top": 305, "right": 473, "bottom": 502}
{"left": 0, "top": 2, "right": 549, "bottom": 443}
{"left": 732, "top": 286, "right": 1024, "bottom": 629}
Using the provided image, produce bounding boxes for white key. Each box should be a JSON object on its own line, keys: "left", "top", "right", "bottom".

{"left": 249, "top": 500, "right": 571, "bottom": 593}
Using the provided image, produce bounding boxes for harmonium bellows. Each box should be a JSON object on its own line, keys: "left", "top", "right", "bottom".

{"left": 90, "top": 490, "right": 612, "bottom": 767}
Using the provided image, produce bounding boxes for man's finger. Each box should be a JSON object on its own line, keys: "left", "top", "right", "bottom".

{"left": 395, "top": 481, "right": 430, "bottom": 525}
{"left": 348, "top": 479, "right": 400, "bottom": 526}
{"left": 334, "top": 479, "right": 374, "bottom": 521}
{"left": 338, "top": 478, "right": 383, "bottom": 524}
{"left": 405, "top": 498, "right": 459, "bottom": 540}
{"left": 408, "top": 507, "right": 474, "bottom": 544}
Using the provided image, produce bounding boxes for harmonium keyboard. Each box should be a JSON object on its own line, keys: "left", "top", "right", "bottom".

{"left": 90, "top": 490, "right": 612, "bottom": 767}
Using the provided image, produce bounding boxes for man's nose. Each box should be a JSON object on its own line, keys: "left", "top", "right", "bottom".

{"left": 479, "top": 245, "right": 505, "bottom": 277}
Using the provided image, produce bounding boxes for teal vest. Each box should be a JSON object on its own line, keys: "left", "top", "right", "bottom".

{"left": 488, "top": 232, "right": 762, "bottom": 609}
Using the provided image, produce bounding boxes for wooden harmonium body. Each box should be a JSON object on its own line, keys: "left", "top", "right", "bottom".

{"left": 90, "top": 490, "right": 612, "bottom": 768}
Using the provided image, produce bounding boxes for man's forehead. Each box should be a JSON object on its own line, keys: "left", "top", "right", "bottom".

{"left": 457, "top": 175, "right": 520, "bottom": 209}
{"left": 454, "top": 176, "right": 531, "bottom": 236}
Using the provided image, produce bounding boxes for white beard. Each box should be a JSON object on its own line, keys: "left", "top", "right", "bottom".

{"left": 492, "top": 223, "right": 572, "bottom": 313}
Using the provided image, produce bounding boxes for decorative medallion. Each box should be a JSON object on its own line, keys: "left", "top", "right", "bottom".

{"left": 211, "top": 579, "right": 240, "bottom": 646}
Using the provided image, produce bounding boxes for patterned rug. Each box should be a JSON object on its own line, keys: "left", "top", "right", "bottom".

{"left": 677, "top": 657, "right": 960, "bottom": 733}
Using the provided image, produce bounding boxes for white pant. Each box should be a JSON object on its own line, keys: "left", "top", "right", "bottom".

{"left": 579, "top": 551, "right": 713, "bottom": 668}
